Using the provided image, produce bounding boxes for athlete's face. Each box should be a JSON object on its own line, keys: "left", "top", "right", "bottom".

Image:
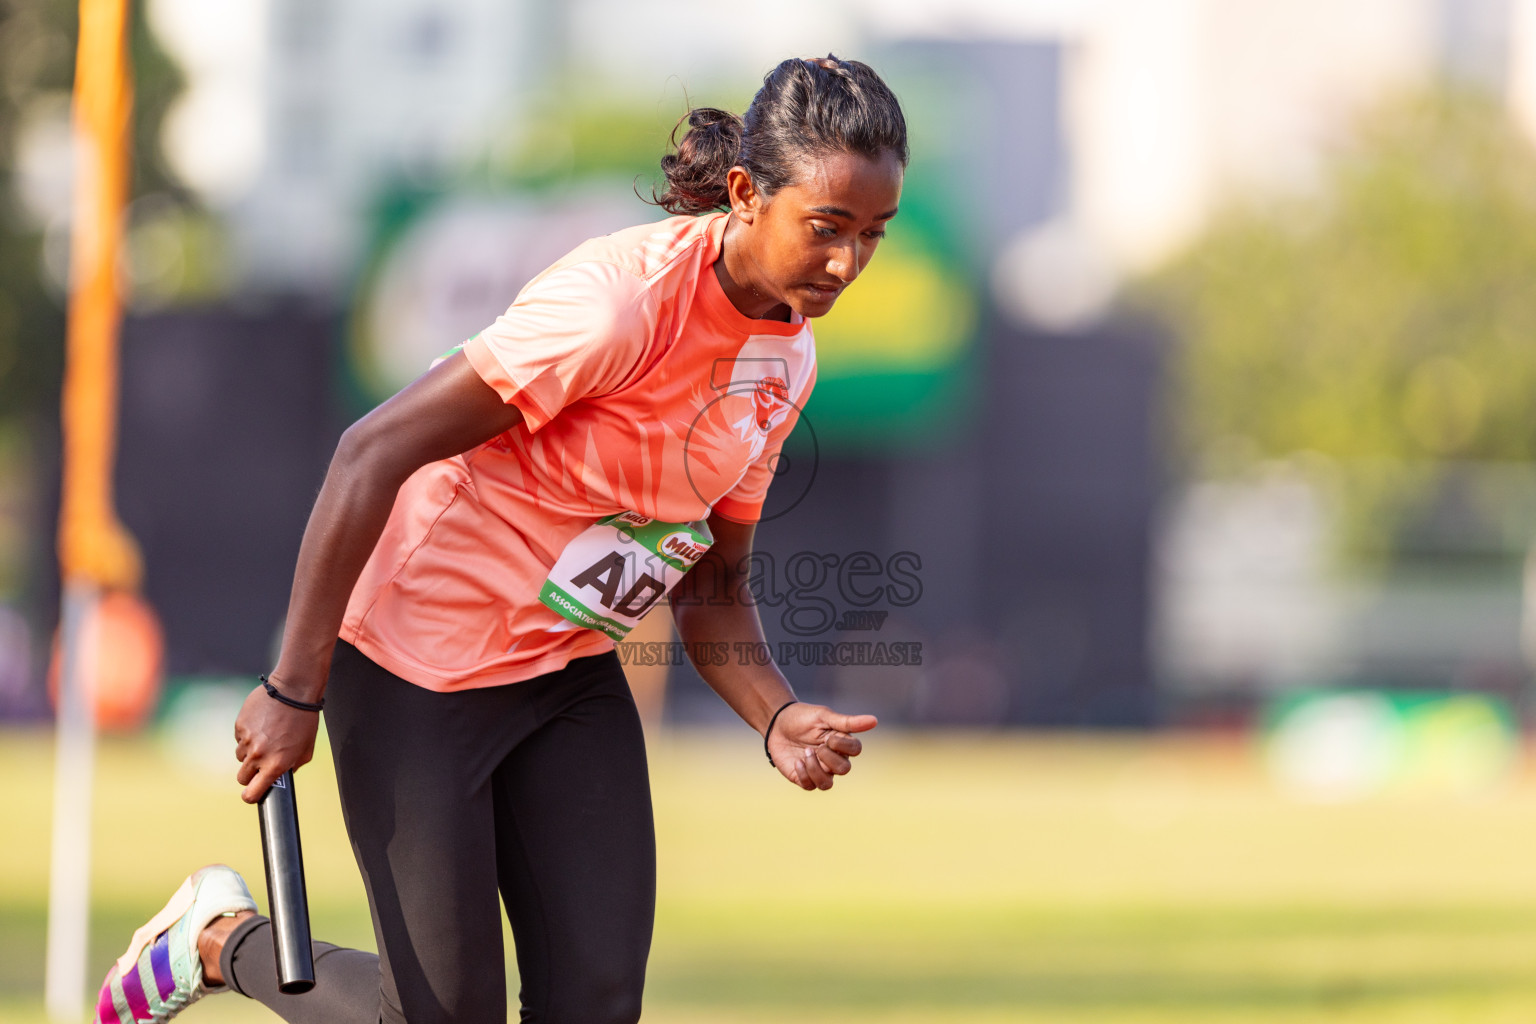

{"left": 727, "top": 149, "right": 904, "bottom": 319}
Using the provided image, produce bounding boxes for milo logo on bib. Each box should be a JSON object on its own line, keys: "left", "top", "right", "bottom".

{"left": 539, "top": 514, "right": 714, "bottom": 640}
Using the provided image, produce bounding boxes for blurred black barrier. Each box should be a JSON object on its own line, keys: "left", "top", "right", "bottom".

{"left": 115, "top": 305, "right": 343, "bottom": 677}
{"left": 974, "top": 317, "right": 1165, "bottom": 726}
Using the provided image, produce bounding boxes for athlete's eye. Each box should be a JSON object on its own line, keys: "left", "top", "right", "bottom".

{"left": 812, "top": 224, "right": 838, "bottom": 239}
{"left": 865, "top": 229, "right": 887, "bottom": 240}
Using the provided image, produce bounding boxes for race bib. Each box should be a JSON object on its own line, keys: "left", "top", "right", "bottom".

{"left": 539, "top": 512, "right": 713, "bottom": 640}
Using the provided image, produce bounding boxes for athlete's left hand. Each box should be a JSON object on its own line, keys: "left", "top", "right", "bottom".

{"left": 766, "top": 703, "right": 878, "bottom": 791}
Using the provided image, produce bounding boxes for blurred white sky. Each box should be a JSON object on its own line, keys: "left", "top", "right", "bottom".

{"left": 147, "top": 0, "right": 266, "bottom": 204}
{"left": 123, "top": 0, "right": 1536, "bottom": 289}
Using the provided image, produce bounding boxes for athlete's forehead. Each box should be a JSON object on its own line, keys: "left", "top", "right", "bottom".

{"left": 779, "top": 151, "right": 903, "bottom": 223}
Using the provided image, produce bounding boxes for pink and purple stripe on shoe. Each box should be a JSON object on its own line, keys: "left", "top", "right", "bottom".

{"left": 95, "top": 865, "right": 257, "bottom": 1024}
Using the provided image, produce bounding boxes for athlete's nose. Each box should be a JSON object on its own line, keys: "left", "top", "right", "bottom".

{"left": 827, "top": 242, "right": 860, "bottom": 284}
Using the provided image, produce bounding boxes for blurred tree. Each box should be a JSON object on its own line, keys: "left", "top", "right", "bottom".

{"left": 1143, "top": 90, "right": 1536, "bottom": 560}
{"left": 0, "top": 0, "right": 185, "bottom": 427}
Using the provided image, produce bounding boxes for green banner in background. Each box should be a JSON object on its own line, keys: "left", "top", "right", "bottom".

{"left": 346, "top": 88, "right": 983, "bottom": 449}
{"left": 806, "top": 193, "right": 978, "bottom": 451}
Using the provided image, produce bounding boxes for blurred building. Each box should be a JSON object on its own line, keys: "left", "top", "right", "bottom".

{"left": 150, "top": 0, "right": 558, "bottom": 294}
{"left": 144, "top": 0, "right": 1536, "bottom": 299}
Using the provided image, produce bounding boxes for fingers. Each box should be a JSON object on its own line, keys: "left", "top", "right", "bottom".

{"left": 236, "top": 748, "right": 313, "bottom": 803}
{"left": 801, "top": 748, "right": 835, "bottom": 790}
{"left": 777, "top": 706, "right": 877, "bottom": 746}
{"left": 823, "top": 731, "right": 863, "bottom": 757}
{"left": 240, "top": 763, "right": 286, "bottom": 805}
{"left": 778, "top": 752, "right": 814, "bottom": 791}
{"left": 814, "top": 744, "right": 852, "bottom": 776}
{"left": 825, "top": 711, "right": 878, "bottom": 734}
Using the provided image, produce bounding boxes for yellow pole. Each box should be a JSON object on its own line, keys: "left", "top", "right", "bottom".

{"left": 45, "top": 0, "right": 140, "bottom": 1016}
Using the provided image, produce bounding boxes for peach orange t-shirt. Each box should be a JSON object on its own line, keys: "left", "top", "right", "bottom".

{"left": 339, "top": 212, "right": 816, "bottom": 691}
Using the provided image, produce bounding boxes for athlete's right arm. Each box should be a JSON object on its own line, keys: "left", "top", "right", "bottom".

{"left": 233, "top": 350, "right": 524, "bottom": 802}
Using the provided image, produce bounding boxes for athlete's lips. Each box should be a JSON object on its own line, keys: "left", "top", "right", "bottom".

{"left": 802, "top": 282, "right": 844, "bottom": 298}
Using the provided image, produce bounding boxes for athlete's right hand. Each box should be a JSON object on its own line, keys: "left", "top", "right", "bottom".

{"left": 233, "top": 682, "right": 319, "bottom": 803}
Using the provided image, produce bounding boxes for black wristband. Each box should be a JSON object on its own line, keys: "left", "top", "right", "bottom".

{"left": 764, "top": 699, "right": 799, "bottom": 768}
{"left": 260, "top": 675, "right": 325, "bottom": 712}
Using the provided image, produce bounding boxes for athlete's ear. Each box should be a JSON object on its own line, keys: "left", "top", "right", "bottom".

{"left": 725, "top": 166, "right": 761, "bottom": 224}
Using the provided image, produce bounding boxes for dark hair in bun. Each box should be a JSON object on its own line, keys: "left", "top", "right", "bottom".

{"left": 651, "top": 55, "right": 908, "bottom": 216}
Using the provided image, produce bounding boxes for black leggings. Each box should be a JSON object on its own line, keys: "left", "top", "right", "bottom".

{"left": 219, "top": 640, "right": 656, "bottom": 1024}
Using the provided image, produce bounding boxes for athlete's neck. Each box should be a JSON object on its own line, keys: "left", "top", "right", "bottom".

{"left": 715, "top": 216, "right": 792, "bottom": 323}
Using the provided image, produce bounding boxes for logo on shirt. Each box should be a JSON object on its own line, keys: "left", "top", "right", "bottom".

{"left": 681, "top": 347, "right": 819, "bottom": 524}
{"left": 753, "top": 376, "right": 790, "bottom": 433}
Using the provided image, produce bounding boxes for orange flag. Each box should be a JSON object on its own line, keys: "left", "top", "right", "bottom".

{"left": 59, "top": 0, "right": 141, "bottom": 590}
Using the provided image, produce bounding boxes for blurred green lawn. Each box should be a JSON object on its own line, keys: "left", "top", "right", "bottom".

{"left": 7, "top": 728, "right": 1536, "bottom": 1022}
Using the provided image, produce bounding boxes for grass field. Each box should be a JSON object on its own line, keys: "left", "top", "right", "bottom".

{"left": 7, "top": 727, "right": 1536, "bottom": 1022}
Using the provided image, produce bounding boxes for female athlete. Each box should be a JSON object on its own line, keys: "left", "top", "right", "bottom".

{"left": 96, "top": 54, "right": 907, "bottom": 1024}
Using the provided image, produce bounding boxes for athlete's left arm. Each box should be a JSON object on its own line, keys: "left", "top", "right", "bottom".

{"left": 669, "top": 512, "right": 878, "bottom": 791}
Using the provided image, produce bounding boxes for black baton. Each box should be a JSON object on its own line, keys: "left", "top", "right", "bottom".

{"left": 258, "top": 770, "right": 315, "bottom": 993}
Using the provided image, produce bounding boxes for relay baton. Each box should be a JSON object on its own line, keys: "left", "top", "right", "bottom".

{"left": 257, "top": 770, "right": 316, "bottom": 993}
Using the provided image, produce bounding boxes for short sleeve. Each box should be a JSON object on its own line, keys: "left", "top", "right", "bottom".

{"left": 463, "top": 261, "right": 652, "bottom": 433}
{"left": 712, "top": 363, "right": 818, "bottom": 523}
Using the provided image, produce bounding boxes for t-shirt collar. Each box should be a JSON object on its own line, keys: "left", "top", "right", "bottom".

{"left": 697, "top": 212, "right": 806, "bottom": 337}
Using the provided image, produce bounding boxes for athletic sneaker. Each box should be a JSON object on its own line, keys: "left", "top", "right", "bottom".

{"left": 95, "top": 864, "right": 257, "bottom": 1024}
